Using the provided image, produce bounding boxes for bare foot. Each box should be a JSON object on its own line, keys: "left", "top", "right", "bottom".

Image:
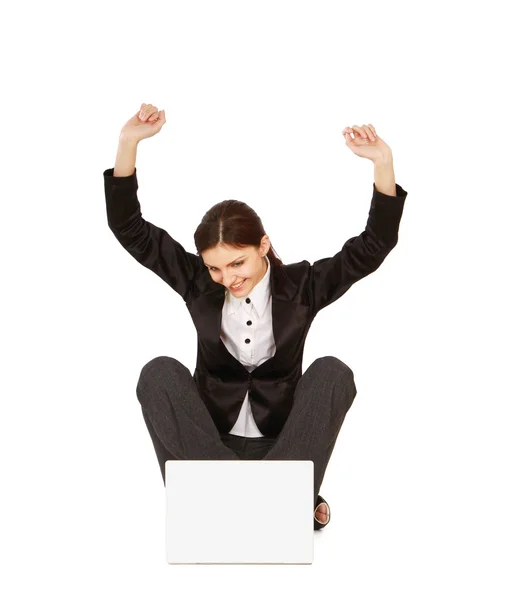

{"left": 314, "top": 502, "right": 330, "bottom": 524}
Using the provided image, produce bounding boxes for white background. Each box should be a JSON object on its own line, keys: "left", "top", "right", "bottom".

{"left": 2, "top": 0, "right": 508, "bottom": 597}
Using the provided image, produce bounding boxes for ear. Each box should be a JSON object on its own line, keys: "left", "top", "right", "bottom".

{"left": 260, "top": 234, "right": 271, "bottom": 255}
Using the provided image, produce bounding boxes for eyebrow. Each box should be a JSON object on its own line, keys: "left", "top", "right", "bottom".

{"left": 203, "top": 255, "right": 247, "bottom": 268}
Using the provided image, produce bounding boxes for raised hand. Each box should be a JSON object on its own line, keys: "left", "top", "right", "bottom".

{"left": 342, "top": 124, "right": 392, "bottom": 162}
{"left": 120, "top": 103, "right": 167, "bottom": 143}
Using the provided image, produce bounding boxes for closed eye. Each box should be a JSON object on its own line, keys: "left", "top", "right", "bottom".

{"left": 208, "top": 261, "right": 244, "bottom": 272}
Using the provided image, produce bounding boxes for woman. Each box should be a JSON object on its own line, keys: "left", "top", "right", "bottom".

{"left": 103, "top": 103, "right": 408, "bottom": 531}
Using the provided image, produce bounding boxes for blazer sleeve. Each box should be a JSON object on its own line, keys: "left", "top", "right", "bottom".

{"left": 103, "top": 167, "right": 201, "bottom": 303}
{"left": 310, "top": 182, "right": 408, "bottom": 315}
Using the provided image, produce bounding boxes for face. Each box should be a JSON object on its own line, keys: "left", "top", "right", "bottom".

{"left": 201, "top": 236, "right": 271, "bottom": 297}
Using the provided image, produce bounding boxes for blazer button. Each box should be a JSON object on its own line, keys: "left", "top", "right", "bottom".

{"left": 245, "top": 298, "right": 251, "bottom": 304}
{"left": 245, "top": 338, "right": 251, "bottom": 344}
{"left": 247, "top": 320, "right": 252, "bottom": 326}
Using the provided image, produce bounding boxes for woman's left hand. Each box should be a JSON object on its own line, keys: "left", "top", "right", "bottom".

{"left": 342, "top": 124, "right": 392, "bottom": 162}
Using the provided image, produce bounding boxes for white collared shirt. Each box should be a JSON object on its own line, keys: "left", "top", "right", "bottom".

{"left": 220, "top": 255, "right": 275, "bottom": 437}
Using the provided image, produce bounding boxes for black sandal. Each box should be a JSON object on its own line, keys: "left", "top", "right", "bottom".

{"left": 314, "top": 494, "right": 331, "bottom": 530}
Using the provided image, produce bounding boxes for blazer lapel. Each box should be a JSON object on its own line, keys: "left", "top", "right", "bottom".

{"left": 205, "top": 262, "right": 304, "bottom": 375}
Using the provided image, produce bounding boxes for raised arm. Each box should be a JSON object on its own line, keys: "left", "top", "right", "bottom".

{"left": 104, "top": 127, "right": 203, "bottom": 303}
{"left": 309, "top": 177, "right": 408, "bottom": 315}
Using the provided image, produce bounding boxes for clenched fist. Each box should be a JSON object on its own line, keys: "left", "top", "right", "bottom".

{"left": 120, "top": 103, "right": 167, "bottom": 143}
{"left": 342, "top": 124, "right": 392, "bottom": 162}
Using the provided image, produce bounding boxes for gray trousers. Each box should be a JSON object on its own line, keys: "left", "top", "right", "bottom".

{"left": 136, "top": 356, "right": 357, "bottom": 506}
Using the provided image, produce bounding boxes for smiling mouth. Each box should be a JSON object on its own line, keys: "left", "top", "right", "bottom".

{"left": 230, "top": 279, "right": 246, "bottom": 290}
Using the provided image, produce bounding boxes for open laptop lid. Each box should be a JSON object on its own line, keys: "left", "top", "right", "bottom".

{"left": 165, "top": 459, "right": 314, "bottom": 564}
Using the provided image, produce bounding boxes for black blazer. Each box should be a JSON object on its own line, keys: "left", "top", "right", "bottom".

{"left": 103, "top": 168, "right": 408, "bottom": 437}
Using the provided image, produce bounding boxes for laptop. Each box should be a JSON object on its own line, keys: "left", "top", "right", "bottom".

{"left": 165, "top": 459, "right": 314, "bottom": 564}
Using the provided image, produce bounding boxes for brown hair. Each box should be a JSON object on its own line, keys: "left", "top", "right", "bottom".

{"left": 194, "top": 200, "right": 283, "bottom": 268}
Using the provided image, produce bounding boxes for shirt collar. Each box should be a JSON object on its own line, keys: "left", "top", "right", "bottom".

{"left": 225, "top": 255, "right": 271, "bottom": 317}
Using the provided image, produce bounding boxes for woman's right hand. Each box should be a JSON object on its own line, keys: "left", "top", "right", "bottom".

{"left": 119, "top": 103, "right": 166, "bottom": 143}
